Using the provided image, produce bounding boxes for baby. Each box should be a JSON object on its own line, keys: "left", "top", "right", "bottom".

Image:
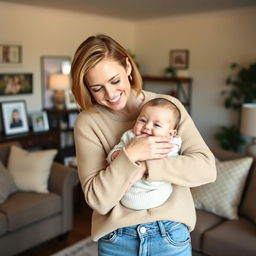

{"left": 107, "top": 97, "right": 181, "bottom": 210}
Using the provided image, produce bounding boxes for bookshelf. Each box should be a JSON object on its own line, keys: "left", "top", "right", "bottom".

{"left": 142, "top": 75, "right": 192, "bottom": 114}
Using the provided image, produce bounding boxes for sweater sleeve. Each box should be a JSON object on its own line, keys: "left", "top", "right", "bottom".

{"left": 74, "top": 115, "right": 141, "bottom": 215}
{"left": 146, "top": 98, "right": 217, "bottom": 188}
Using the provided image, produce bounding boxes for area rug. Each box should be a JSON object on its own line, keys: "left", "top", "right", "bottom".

{"left": 52, "top": 236, "right": 98, "bottom": 256}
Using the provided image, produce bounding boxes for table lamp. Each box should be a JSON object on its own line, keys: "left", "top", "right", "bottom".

{"left": 240, "top": 103, "right": 256, "bottom": 157}
{"left": 48, "top": 74, "right": 70, "bottom": 110}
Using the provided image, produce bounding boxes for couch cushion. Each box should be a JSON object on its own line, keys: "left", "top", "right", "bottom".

{"left": 0, "top": 191, "right": 61, "bottom": 231}
{"left": 0, "top": 161, "right": 17, "bottom": 203}
{"left": 191, "top": 157, "right": 253, "bottom": 220}
{"left": 191, "top": 210, "right": 224, "bottom": 251}
{"left": 240, "top": 160, "right": 256, "bottom": 224}
{"left": 0, "top": 212, "right": 7, "bottom": 236}
{"left": 202, "top": 218, "right": 256, "bottom": 256}
{"left": 7, "top": 145, "right": 57, "bottom": 193}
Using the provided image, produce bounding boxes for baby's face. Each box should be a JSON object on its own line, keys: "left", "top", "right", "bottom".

{"left": 133, "top": 105, "right": 176, "bottom": 137}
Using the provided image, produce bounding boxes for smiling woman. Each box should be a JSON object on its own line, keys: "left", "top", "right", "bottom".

{"left": 85, "top": 58, "right": 132, "bottom": 113}
{"left": 70, "top": 34, "right": 216, "bottom": 256}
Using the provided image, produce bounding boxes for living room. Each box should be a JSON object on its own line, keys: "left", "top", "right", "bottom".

{"left": 0, "top": 1, "right": 256, "bottom": 256}
{"left": 0, "top": 1, "right": 255, "bottom": 147}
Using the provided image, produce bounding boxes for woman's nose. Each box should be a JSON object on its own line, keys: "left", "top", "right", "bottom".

{"left": 105, "top": 85, "right": 115, "bottom": 98}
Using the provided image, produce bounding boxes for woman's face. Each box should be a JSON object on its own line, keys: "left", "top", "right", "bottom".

{"left": 85, "top": 57, "right": 132, "bottom": 112}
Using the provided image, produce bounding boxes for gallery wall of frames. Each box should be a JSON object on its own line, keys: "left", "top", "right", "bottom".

{"left": 0, "top": 43, "right": 78, "bottom": 164}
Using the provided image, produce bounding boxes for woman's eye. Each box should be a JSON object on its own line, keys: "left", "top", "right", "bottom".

{"left": 92, "top": 87, "right": 102, "bottom": 93}
{"left": 112, "top": 79, "right": 120, "bottom": 85}
{"left": 139, "top": 119, "right": 146, "bottom": 123}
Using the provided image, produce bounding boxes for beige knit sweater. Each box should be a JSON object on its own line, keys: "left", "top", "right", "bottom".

{"left": 74, "top": 90, "right": 216, "bottom": 241}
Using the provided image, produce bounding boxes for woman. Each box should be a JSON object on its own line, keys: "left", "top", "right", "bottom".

{"left": 71, "top": 34, "right": 216, "bottom": 256}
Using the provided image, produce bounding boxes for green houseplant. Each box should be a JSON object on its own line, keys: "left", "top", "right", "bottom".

{"left": 164, "top": 66, "right": 176, "bottom": 77}
{"left": 215, "top": 62, "right": 256, "bottom": 151}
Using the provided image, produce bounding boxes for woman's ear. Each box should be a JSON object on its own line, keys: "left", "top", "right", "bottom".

{"left": 125, "top": 57, "right": 132, "bottom": 76}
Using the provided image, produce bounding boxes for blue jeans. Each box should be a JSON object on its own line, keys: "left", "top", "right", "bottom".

{"left": 98, "top": 220, "right": 192, "bottom": 256}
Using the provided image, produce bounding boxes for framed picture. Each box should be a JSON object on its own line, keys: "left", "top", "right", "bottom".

{"left": 31, "top": 111, "right": 49, "bottom": 132}
{"left": 41, "top": 56, "right": 71, "bottom": 108}
{"left": 65, "top": 89, "right": 77, "bottom": 109}
{"left": 0, "top": 73, "right": 33, "bottom": 96}
{"left": 1, "top": 100, "right": 29, "bottom": 135}
{"left": 0, "top": 44, "right": 22, "bottom": 64}
{"left": 68, "top": 112, "right": 78, "bottom": 128}
{"left": 170, "top": 50, "right": 189, "bottom": 69}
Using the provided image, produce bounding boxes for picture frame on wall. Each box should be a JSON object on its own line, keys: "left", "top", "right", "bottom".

{"left": 1, "top": 100, "right": 29, "bottom": 135}
{"left": 170, "top": 49, "right": 189, "bottom": 69}
{"left": 41, "top": 56, "right": 71, "bottom": 109}
{"left": 30, "top": 111, "right": 49, "bottom": 132}
{"left": 0, "top": 44, "right": 22, "bottom": 64}
{"left": 0, "top": 73, "right": 33, "bottom": 96}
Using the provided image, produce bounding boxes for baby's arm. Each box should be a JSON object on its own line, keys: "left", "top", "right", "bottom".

{"left": 106, "top": 139, "right": 126, "bottom": 164}
{"left": 111, "top": 150, "right": 121, "bottom": 161}
{"left": 107, "top": 130, "right": 148, "bottom": 192}
{"left": 107, "top": 130, "right": 136, "bottom": 164}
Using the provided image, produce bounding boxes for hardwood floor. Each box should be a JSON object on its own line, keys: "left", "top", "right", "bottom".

{"left": 17, "top": 191, "right": 93, "bottom": 256}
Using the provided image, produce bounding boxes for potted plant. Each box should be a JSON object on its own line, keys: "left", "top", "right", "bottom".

{"left": 164, "top": 66, "right": 176, "bottom": 77}
{"left": 215, "top": 62, "right": 256, "bottom": 151}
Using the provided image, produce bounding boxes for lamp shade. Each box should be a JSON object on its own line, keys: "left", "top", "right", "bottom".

{"left": 240, "top": 103, "right": 256, "bottom": 137}
{"left": 48, "top": 74, "right": 70, "bottom": 90}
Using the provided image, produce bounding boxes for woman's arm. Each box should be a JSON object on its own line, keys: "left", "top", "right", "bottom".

{"left": 74, "top": 115, "right": 143, "bottom": 215}
{"left": 146, "top": 98, "right": 217, "bottom": 187}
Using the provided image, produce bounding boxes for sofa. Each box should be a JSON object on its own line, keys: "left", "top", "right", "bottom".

{"left": 0, "top": 141, "right": 79, "bottom": 256}
{"left": 191, "top": 148, "right": 256, "bottom": 256}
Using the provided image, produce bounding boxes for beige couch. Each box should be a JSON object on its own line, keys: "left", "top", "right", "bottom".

{"left": 0, "top": 142, "right": 79, "bottom": 256}
{"left": 191, "top": 148, "right": 256, "bottom": 256}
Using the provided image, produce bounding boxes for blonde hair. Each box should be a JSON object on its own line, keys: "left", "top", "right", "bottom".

{"left": 143, "top": 98, "right": 181, "bottom": 128}
{"left": 71, "top": 34, "right": 142, "bottom": 111}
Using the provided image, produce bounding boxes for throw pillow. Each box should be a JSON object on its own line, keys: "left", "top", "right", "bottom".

{"left": 191, "top": 157, "right": 253, "bottom": 220}
{"left": 0, "top": 161, "right": 17, "bottom": 203}
{"left": 7, "top": 145, "right": 57, "bottom": 193}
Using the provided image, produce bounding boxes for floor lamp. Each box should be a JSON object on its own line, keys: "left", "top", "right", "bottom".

{"left": 240, "top": 103, "right": 256, "bottom": 157}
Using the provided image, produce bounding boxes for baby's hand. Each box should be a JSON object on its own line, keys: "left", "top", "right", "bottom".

{"left": 111, "top": 150, "right": 121, "bottom": 161}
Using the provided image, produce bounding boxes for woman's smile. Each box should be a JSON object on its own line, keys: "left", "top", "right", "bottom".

{"left": 107, "top": 92, "right": 123, "bottom": 104}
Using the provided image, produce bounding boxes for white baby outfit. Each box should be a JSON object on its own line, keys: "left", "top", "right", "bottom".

{"left": 107, "top": 130, "right": 182, "bottom": 210}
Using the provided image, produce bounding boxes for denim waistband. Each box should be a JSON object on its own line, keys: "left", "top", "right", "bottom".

{"left": 116, "top": 220, "right": 181, "bottom": 238}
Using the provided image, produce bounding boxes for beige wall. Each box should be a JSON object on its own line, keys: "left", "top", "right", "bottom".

{"left": 134, "top": 7, "right": 256, "bottom": 146}
{"left": 0, "top": 2, "right": 256, "bottom": 147}
{"left": 0, "top": 2, "right": 134, "bottom": 111}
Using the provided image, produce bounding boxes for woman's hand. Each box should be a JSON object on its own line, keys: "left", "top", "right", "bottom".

{"left": 125, "top": 135, "right": 173, "bottom": 163}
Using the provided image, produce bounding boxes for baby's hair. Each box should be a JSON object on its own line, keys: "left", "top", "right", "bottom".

{"left": 143, "top": 98, "right": 181, "bottom": 128}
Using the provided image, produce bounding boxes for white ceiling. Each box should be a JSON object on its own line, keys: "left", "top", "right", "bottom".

{"left": 1, "top": 0, "right": 256, "bottom": 20}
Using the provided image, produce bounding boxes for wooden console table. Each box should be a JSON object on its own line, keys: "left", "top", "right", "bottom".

{"left": 0, "top": 130, "right": 59, "bottom": 150}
